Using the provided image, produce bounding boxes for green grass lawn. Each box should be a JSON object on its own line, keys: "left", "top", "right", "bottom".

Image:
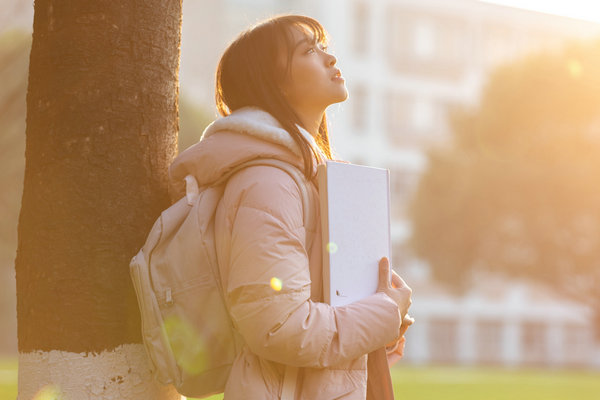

{"left": 0, "top": 358, "right": 17, "bottom": 400}
{"left": 390, "top": 365, "right": 600, "bottom": 400}
{"left": 2, "top": 359, "right": 600, "bottom": 399}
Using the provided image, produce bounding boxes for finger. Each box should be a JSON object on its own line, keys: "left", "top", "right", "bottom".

{"left": 387, "top": 337, "right": 406, "bottom": 367}
{"left": 399, "top": 322, "right": 411, "bottom": 337}
{"left": 399, "top": 325, "right": 409, "bottom": 337}
{"left": 387, "top": 351, "right": 402, "bottom": 367}
{"left": 378, "top": 257, "right": 391, "bottom": 290}
{"left": 394, "top": 274, "right": 409, "bottom": 289}
{"left": 397, "top": 336, "right": 406, "bottom": 358}
{"left": 391, "top": 270, "right": 402, "bottom": 288}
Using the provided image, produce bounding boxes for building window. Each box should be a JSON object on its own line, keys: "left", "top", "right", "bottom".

{"left": 436, "top": 17, "right": 468, "bottom": 66}
{"left": 353, "top": 1, "right": 368, "bottom": 55}
{"left": 429, "top": 318, "right": 459, "bottom": 363}
{"left": 386, "top": 6, "right": 411, "bottom": 66}
{"left": 563, "top": 325, "right": 592, "bottom": 366}
{"left": 390, "top": 168, "right": 416, "bottom": 201}
{"left": 413, "top": 19, "right": 436, "bottom": 60}
{"left": 386, "top": 7, "right": 468, "bottom": 81}
{"left": 350, "top": 84, "right": 367, "bottom": 133}
{"left": 476, "top": 320, "right": 503, "bottom": 364}
{"left": 412, "top": 97, "right": 435, "bottom": 132}
{"left": 389, "top": 168, "right": 418, "bottom": 219}
{"left": 521, "top": 321, "right": 547, "bottom": 365}
{"left": 386, "top": 91, "right": 441, "bottom": 143}
{"left": 385, "top": 91, "right": 411, "bottom": 143}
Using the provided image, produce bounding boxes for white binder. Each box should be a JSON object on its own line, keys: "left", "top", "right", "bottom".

{"left": 317, "top": 161, "right": 392, "bottom": 306}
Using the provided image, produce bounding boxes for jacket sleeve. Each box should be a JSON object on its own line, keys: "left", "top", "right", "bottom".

{"left": 221, "top": 166, "right": 401, "bottom": 368}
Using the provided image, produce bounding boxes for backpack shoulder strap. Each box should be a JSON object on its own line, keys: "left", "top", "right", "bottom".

{"left": 211, "top": 159, "right": 317, "bottom": 234}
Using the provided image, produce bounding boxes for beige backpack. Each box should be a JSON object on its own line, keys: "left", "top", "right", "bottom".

{"left": 129, "top": 158, "right": 314, "bottom": 398}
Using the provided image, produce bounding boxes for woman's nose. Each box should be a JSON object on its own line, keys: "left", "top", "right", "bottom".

{"left": 326, "top": 53, "right": 336, "bottom": 67}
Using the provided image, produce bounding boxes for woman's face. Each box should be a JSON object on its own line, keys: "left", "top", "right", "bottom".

{"left": 280, "top": 26, "right": 348, "bottom": 114}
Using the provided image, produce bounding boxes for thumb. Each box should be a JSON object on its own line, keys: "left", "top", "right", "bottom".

{"left": 378, "top": 257, "right": 391, "bottom": 291}
{"left": 392, "top": 271, "right": 408, "bottom": 289}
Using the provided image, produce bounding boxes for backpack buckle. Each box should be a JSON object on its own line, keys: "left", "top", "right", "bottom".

{"left": 184, "top": 175, "right": 200, "bottom": 205}
{"left": 165, "top": 288, "right": 173, "bottom": 306}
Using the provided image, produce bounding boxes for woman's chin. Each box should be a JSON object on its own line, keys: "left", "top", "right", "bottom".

{"left": 330, "top": 88, "right": 349, "bottom": 104}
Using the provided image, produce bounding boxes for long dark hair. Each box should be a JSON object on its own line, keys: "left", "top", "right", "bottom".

{"left": 215, "top": 15, "right": 333, "bottom": 179}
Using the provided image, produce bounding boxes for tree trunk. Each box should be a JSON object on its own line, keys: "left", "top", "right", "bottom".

{"left": 16, "top": 0, "right": 182, "bottom": 398}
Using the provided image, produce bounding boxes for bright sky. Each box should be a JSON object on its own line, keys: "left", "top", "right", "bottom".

{"left": 481, "top": 0, "right": 600, "bottom": 24}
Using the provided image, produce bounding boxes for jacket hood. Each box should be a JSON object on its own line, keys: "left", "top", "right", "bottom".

{"left": 169, "top": 107, "right": 319, "bottom": 199}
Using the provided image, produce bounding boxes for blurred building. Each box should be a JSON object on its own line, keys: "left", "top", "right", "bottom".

{"left": 404, "top": 273, "right": 597, "bottom": 368}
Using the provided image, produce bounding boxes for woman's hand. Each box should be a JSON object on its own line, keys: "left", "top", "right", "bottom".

{"left": 386, "top": 314, "right": 414, "bottom": 366}
{"left": 377, "top": 257, "right": 413, "bottom": 366}
{"left": 376, "top": 257, "right": 412, "bottom": 321}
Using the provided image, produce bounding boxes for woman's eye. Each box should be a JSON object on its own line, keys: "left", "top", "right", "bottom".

{"left": 306, "top": 45, "right": 328, "bottom": 54}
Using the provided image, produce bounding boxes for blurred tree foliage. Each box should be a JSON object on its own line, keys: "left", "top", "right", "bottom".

{"left": 0, "top": 29, "right": 212, "bottom": 353}
{"left": 410, "top": 40, "right": 600, "bottom": 317}
{"left": 178, "top": 95, "right": 213, "bottom": 152}
{"left": 0, "top": 31, "right": 28, "bottom": 354}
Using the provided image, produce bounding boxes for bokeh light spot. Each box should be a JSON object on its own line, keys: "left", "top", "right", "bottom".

{"left": 162, "top": 315, "right": 208, "bottom": 374}
{"left": 33, "top": 385, "right": 62, "bottom": 400}
{"left": 567, "top": 59, "right": 583, "bottom": 78}
{"left": 326, "top": 242, "right": 338, "bottom": 254}
{"left": 270, "top": 277, "right": 282, "bottom": 291}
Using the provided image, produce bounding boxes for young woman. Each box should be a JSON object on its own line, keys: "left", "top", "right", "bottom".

{"left": 169, "top": 14, "right": 412, "bottom": 400}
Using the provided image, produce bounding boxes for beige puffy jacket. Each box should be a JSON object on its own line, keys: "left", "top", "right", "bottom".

{"left": 169, "top": 108, "right": 401, "bottom": 399}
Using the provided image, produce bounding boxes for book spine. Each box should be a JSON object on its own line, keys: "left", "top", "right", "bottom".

{"left": 386, "top": 169, "right": 392, "bottom": 273}
{"left": 317, "top": 163, "right": 331, "bottom": 305}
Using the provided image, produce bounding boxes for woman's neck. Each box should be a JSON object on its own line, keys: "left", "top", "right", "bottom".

{"left": 296, "top": 108, "right": 324, "bottom": 138}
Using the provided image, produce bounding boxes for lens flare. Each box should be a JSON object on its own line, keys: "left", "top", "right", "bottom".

{"left": 567, "top": 59, "right": 583, "bottom": 78}
{"left": 270, "top": 277, "right": 282, "bottom": 291}
{"left": 326, "top": 242, "right": 338, "bottom": 254}
{"left": 33, "top": 385, "right": 62, "bottom": 400}
{"left": 162, "top": 315, "right": 208, "bottom": 374}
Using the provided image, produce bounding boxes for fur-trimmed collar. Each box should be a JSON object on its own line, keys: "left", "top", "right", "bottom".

{"left": 201, "top": 107, "right": 304, "bottom": 156}
{"left": 169, "top": 106, "right": 327, "bottom": 198}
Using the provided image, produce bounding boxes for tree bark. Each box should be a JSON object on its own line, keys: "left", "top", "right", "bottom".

{"left": 16, "top": 0, "right": 182, "bottom": 397}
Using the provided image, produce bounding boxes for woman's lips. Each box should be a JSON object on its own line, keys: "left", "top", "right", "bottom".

{"left": 332, "top": 69, "right": 344, "bottom": 82}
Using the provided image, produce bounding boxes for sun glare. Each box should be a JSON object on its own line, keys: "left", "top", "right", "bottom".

{"left": 567, "top": 59, "right": 583, "bottom": 78}
{"left": 33, "top": 385, "right": 62, "bottom": 400}
{"left": 481, "top": 1, "right": 600, "bottom": 24}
